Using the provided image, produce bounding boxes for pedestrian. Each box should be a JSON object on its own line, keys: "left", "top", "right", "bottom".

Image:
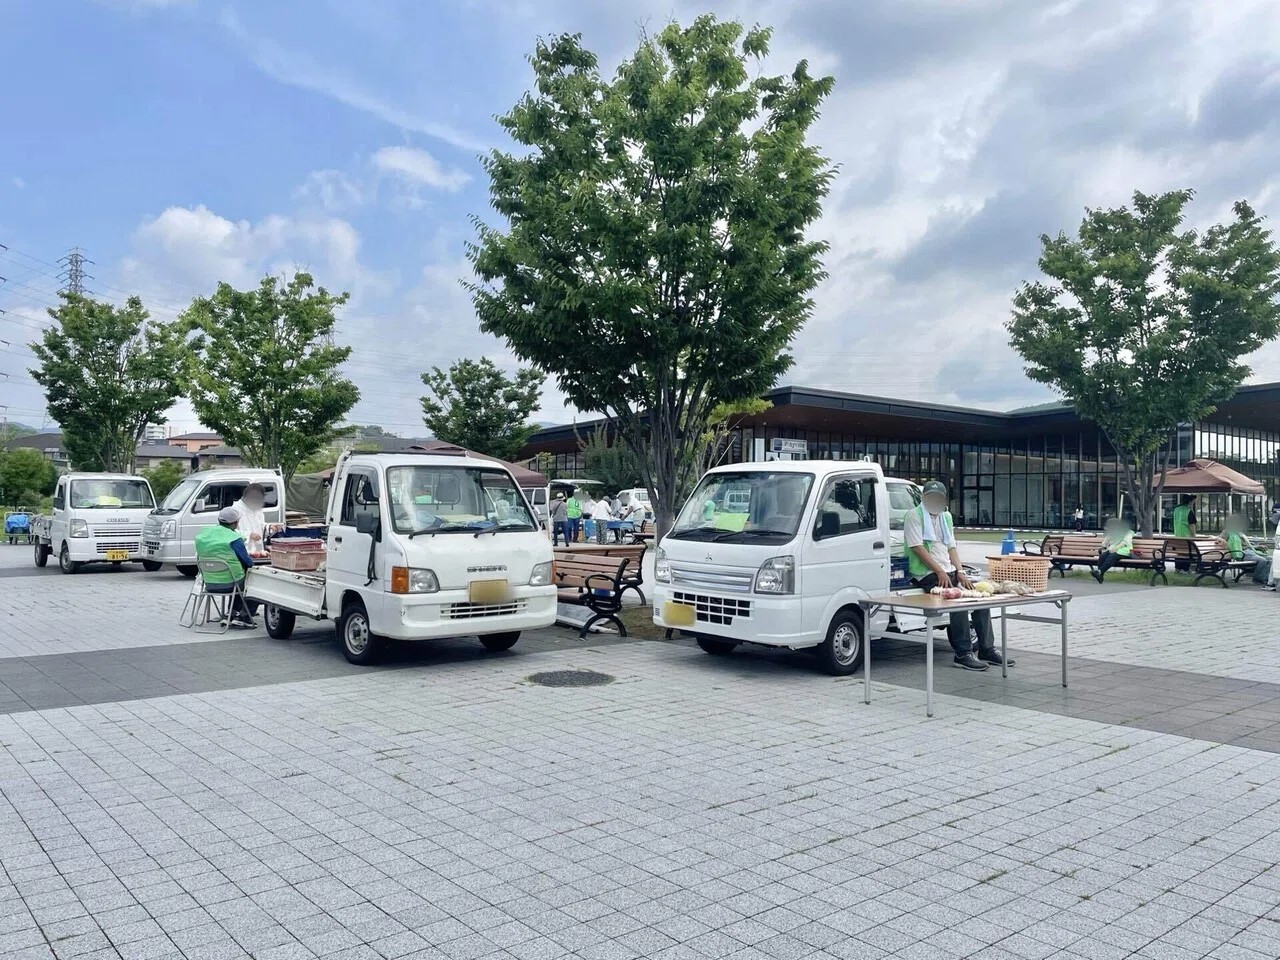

{"left": 565, "top": 490, "right": 582, "bottom": 544}
{"left": 593, "top": 493, "right": 613, "bottom": 543}
{"left": 550, "top": 493, "right": 568, "bottom": 546}
{"left": 581, "top": 490, "right": 597, "bottom": 542}
{"left": 903, "top": 480, "right": 1011, "bottom": 671}
{"left": 1073, "top": 506, "right": 1084, "bottom": 532}
{"left": 1172, "top": 494, "right": 1198, "bottom": 538}
{"left": 1092, "top": 517, "right": 1133, "bottom": 582}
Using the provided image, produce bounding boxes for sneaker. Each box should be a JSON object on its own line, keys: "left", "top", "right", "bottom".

{"left": 979, "top": 650, "right": 1016, "bottom": 667}
{"left": 1262, "top": 584, "right": 1276, "bottom": 592}
{"left": 953, "top": 653, "right": 989, "bottom": 671}
{"left": 1091, "top": 571, "right": 1103, "bottom": 583}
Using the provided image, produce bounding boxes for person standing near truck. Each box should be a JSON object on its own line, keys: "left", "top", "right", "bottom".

{"left": 565, "top": 490, "right": 582, "bottom": 544}
{"left": 903, "top": 481, "right": 1011, "bottom": 672}
{"left": 550, "top": 493, "right": 568, "bottom": 546}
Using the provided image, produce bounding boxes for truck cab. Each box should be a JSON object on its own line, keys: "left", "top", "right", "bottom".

{"left": 142, "top": 468, "right": 284, "bottom": 577}
{"left": 653, "top": 460, "right": 892, "bottom": 675}
{"left": 246, "top": 451, "right": 558, "bottom": 664}
{"left": 33, "top": 473, "right": 157, "bottom": 574}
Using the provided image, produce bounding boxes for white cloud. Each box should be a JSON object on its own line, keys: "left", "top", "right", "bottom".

{"left": 372, "top": 146, "right": 471, "bottom": 193}
{"left": 293, "top": 169, "right": 364, "bottom": 213}
{"left": 11, "top": 176, "right": 26, "bottom": 190}
{"left": 218, "top": 9, "right": 488, "bottom": 153}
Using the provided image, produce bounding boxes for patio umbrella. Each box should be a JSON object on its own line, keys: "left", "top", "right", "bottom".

{"left": 1159, "top": 459, "right": 1264, "bottom": 495}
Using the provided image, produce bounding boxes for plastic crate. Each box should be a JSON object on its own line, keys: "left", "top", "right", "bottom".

{"left": 269, "top": 538, "right": 326, "bottom": 572}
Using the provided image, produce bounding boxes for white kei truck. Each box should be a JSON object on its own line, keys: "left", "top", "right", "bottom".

{"left": 142, "top": 468, "right": 285, "bottom": 578}
{"left": 32, "top": 473, "right": 158, "bottom": 574}
{"left": 653, "top": 460, "right": 1002, "bottom": 675}
{"left": 245, "top": 450, "right": 558, "bottom": 664}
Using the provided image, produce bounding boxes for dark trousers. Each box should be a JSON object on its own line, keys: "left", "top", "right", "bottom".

{"left": 551, "top": 520, "right": 567, "bottom": 546}
{"left": 914, "top": 573, "right": 995, "bottom": 657}
{"left": 206, "top": 581, "right": 257, "bottom": 620}
{"left": 1097, "top": 550, "right": 1122, "bottom": 577}
{"left": 566, "top": 518, "right": 581, "bottom": 543}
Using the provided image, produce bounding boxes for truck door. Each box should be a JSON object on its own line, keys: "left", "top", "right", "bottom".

{"left": 328, "top": 468, "right": 383, "bottom": 616}
{"left": 803, "top": 472, "right": 887, "bottom": 635}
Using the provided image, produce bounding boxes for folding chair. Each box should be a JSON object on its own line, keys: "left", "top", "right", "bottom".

{"left": 179, "top": 560, "right": 247, "bottom": 634}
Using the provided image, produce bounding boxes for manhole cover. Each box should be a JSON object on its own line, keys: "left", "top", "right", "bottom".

{"left": 526, "top": 670, "right": 615, "bottom": 688}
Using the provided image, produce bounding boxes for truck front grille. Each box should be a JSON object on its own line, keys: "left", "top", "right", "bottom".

{"left": 671, "top": 591, "right": 752, "bottom": 626}
{"left": 444, "top": 600, "right": 528, "bottom": 620}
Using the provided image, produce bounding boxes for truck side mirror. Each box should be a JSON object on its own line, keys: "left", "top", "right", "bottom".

{"left": 194, "top": 498, "right": 207, "bottom": 513}
{"left": 355, "top": 513, "right": 378, "bottom": 536}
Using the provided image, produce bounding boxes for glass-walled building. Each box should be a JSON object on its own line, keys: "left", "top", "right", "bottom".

{"left": 521, "top": 383, "right": 1280, "bottom": 530}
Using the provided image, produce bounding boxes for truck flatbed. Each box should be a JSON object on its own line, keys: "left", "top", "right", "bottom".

{"left": 245, "top": 565, "right": 326, "bottom": 619}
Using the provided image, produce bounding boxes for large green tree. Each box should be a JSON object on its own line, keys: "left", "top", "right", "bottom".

{"left": 420, "top": 357, "right": 544, "bottom": 461}
{"left": 182, "top": 272, "right": 360, "bottom": 482}
{"left": 29, "top": 294, "right": 186, "bottom": 471}
{"left": 578, "top": 425, "right": 643, "bottom": 492}
{"left": 468, "top": 16, "right": 834, "bottom": 534}
{"left": 1008, "top": 190, "right": 1280, "bottom": 535}
{"left": 0, "top": 448, "right": 58, "bottom": 507}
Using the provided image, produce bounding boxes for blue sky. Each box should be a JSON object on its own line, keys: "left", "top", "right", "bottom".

{"left": 3, "top": 0, "right": 1280, "bottom": 434}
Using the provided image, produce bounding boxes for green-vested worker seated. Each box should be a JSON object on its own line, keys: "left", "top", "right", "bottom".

{"left": 194, "top": 506, "right": 259, "bottom": 627}
{"left": 903, "top": 480, "right": 1013, "bottom": 672}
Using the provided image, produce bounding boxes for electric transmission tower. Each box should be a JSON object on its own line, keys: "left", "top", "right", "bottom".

{"left": 58, "top": 247, "right": 94, "bottom": 295}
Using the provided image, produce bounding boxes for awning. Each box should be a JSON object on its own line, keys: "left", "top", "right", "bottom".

{"left": 1159, "top": 459, "right": 1265, "bottom": 496}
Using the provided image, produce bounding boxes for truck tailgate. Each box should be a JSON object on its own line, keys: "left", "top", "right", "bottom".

{"left": 245, "top": 566, "right": 325, "bottom": 618}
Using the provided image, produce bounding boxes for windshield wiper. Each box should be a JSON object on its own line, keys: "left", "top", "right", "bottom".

{"left": 667, "top": 527, "right": 720, "bottom": 541}
{"left": 712, "top": 528, "right": 795, "bottom": 541}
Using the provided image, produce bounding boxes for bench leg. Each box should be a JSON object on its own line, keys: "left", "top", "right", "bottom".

{"left": 1193, "top": 571, "right": 1227, "bottom": 588}
{"left": 622, "top": 584, "right": 647, "bottom": 605}
{"left": 580, "top": 612, "right": 627, "bottom": 639}
{"left": 1150, "top": 567, "right": 1168, "bottom": 586}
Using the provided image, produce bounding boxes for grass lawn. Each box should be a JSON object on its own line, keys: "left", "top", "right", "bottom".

{"left": 618, "top": 605, "right": 668, "bottom": 641}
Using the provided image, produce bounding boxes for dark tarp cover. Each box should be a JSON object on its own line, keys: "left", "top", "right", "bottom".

{"left": 285, "top": 473, "right": 331, "bottom": 519}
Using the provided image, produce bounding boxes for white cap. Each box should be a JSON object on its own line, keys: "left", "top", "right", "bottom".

{"left": 218, "top": 506, "right": 241, "bottom": 524}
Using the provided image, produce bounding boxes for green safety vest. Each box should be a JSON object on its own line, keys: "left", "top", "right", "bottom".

{"left": 1223, "top": 530, "right": 1244, "bottom": 560}
{"left": 194, "top": 524, "right": 246, "bottom": 585}
{"left": 904, "top": 504, "right": 955, "bottom": 578}
{"left": 1172, "top": 504, "right": 1193, "bottom": 537}
{"left": 565, "top": 497, "right": 582, "bottom": 519}
{"left": 1104, "top": 531, "right": 1134, "bottom": 557}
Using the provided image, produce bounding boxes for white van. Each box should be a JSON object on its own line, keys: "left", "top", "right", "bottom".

{"left": 142, "top": 468, "right": 284, "bottom": 577}
{"left": 246, "top": 451, "right": 557, "bottom": 664}
{"left": 654, "top": 460, "right": 894, "bottom": 675}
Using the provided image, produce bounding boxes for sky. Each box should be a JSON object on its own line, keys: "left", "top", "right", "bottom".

{"left": 2, "top": 0, "right": 1280, "bottom": 435}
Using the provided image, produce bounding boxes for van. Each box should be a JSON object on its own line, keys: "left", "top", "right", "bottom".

{"left": 653, "top": 460, "right": 893, "bottom": 674}
{"left": 141, "top": 468, "right": 284, "bottom": 577}
{"left": 32, "top": 473, "right": 157, "bottom": 574}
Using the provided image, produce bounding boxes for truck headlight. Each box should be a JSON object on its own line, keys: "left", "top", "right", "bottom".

{"left": 70, "top": 518, "right": 89, "bottom": 538}
{"left": 160, "top": 520, "right": 177, "bottom": 539}
{"left": 391, "top": 567, "right": 439, "bottom": 594}
{"left": 754, "top": 555, "right": 795, "bottom": 594}
{"left": 655, "top": 548, "right": 670, "bottom": 583}
{"left": 528, "top": 561, "right": 553, "bottom": 587}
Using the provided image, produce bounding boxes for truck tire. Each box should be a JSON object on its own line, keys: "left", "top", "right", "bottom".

{"left": 818, "top": 609, "right": 864, "bottom": 676}
{"left": 176, "top": 565, "right": 199, "bottom": 579}
{"left": 697, "top": 637, "right": 739, "bottom": 656}
{"left": 59, "top": 544, "right": 81, "bottom": 575}
{"left": 337, "top": 599, "right": 382, "bottom": 665}
{"left": 264, "top": 604, "right": 296, "bottom": 640}
{"left": 34, "top": 541, "right": 50, "bottom": 568}
{"left": 141, "top": 560, "right": 163, "bottom": 572}
{"left": 480, "top": 632, "right": 520, "bottom": 652}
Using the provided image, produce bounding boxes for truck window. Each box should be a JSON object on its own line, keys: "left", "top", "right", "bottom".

{"left": 53, "top": 481, "right": 66, "bottom": 510}
{"left": 193, "top": 482, "right": 243, "bottom": 513}
{"left": 813, "top": 477, "right": 877, "bottom": 539}
{"left": 340, "top": 472, "right": 380, "bottom": 528}
{"left": 69, "top": 479, "right": 155, "bottom": 509}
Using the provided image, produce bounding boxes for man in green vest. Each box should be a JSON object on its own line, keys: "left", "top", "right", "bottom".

{"left": 194, "top": 506, "right": 258, "bottom": 626}
{"left": 565, "top": 490, "right": 583, "bottom": 544}
{"left": 1171, "top": 495, "right": 1197, "bottom": 572}
{"left": 903, "top": 481, "right": 1010, "bottom": 672}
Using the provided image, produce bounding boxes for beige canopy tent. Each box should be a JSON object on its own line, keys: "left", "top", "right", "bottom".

{"left": 1156, "top": 459, "right": 1268, "bottom": 536}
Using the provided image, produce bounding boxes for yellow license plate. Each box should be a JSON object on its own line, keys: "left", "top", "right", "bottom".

{"left": 468, "top": 579, "right": 510, "bottom": 604}
{"left": 105, "top": 550, "right": 129, "bottom": 562}
{"left": 663, "top": 601, "right": 696, "bottom": 627}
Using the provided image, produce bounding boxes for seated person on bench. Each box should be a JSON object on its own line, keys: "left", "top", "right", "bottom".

{"left": 194, "top": 506, "right": 258, "bottom": 626}
{"left": 1217, "top": 514, "right": 1265, "bottom": 563}
{"left": 1092, "top": 517, "right": 1133, "bottom": 582}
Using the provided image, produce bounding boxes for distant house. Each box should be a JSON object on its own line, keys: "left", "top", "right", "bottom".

{"left": 169, "top": 432, "right": 224, "bottom": 454}
{"left": 3, "top": 432, "right": 70, "bottom": 471}
{"left": 134, "top": 443, "right": 196, "bottom": 472}
{"left": 189, "top": 444, "right": 243, "bottom": 468}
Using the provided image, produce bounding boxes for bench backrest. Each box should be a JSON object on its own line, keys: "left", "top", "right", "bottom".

{"left": 554, "top": 555, "right": 628, "bottom": 590}
{"left": 1051, "top": 534, "right": 1101, "bottom": 556}
{"left": 1163, "top": 537, "right": 1220, "bottom": 560}
{"left": 1129, "top": 537, "right": 1164, "bottom": 559}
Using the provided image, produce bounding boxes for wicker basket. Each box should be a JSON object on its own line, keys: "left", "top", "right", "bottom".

{"left": 269, "top": 538, "right": 326, "bottom": 572}
{"left": 986, "top": 554, "right": 1051, "bottom": 592}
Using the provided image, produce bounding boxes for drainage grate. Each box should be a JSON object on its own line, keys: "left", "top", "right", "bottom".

{"left": 526, "top": 670, "right": 615, "bottom": 688}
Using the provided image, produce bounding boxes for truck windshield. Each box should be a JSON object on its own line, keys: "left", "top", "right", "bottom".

{"left": 69, "top": 479, "right": 155, "bottom": 509}
{"left": 668, "top": 471, "right": 814, "bottom": 543}
{"left": 154, "top": 478, "right": 201, "bottom": 514}
{"left": 386, "top": 466, "right": 537, "bottom": 535}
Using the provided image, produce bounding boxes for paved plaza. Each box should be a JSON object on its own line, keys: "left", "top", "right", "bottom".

{"left": 3, "top": 547, "right": 1280, "bottom": 959}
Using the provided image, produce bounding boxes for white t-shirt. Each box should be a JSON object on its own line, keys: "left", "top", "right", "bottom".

{"left": 233, "top": 499, "right": 267, "bottom": 553}
{"left": 594, "top": 499, "right": 613, "bottom": 521}
{"left": 902, "top": 507, "right": 957, "bottom": 574}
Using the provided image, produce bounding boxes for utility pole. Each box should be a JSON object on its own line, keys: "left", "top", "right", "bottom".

{"left": 57, "top": 247, "right": 94, "bottom": 295}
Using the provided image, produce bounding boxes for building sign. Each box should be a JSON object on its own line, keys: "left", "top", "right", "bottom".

{"left": 771, "top": 438, "right": 808, "bottom": 456}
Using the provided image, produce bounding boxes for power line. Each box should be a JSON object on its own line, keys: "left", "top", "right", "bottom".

{"left": 57, "top": 247, "right": 94, "bottom": 295}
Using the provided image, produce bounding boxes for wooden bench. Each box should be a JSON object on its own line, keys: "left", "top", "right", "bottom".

{"left": 630, "top": 520, "right": 656, "bottom": 543}
{"left": 553, "top": 555, "right": 629, "bottom": 638}
{"left": 554, "top": 543, "right": 647, "bottom": 604}
{"left": 1165, "top": 537, "right": 1259, "bottom": 588}
{"left": 1024, "top": 534, "right": 1169, "bottom": 585}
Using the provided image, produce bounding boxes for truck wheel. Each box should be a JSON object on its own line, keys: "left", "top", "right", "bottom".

{"left": 176, "top": 565, "right": 199, "bottom": 579}
{"left": 818, "top": 610, "right": 864, "bottom": 676}
{"left": 697, "top": 637, "right": 739, "bottom": 656}
{"left": 142, "top": 560, "right": 163, "bottom": 572}
{"left": 337, "top": 599, "right": 382, "bottom": 665}
{"left": 264, "top": 604, "right": 296, "bottom": 640}
{"left": 480, "top": 632, "right": 520, "bottom": 652}
{"left": 59, "top": 545, "right": 81, "bottom": 575}
{"left": 34, "top": 542, "right": 49, "bottom": 568}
